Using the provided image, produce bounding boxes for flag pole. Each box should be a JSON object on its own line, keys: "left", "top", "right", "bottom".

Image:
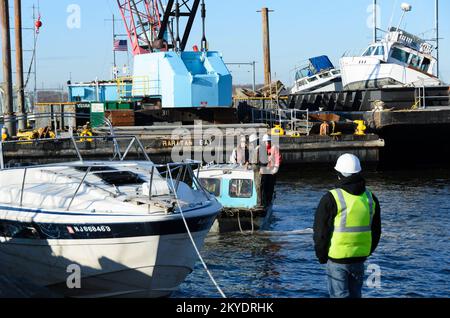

{"left": 113, "top": 14, "right": 117, "bottom": 79}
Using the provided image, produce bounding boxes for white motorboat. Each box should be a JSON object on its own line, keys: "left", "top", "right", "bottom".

{"left": 340, "top": 4, "right": 441, "bottom": 90}
{"left": 0, "top": 136, "right": 221, "bottom": 298}
{"left": 291, "top": 56, "right": 342, "bottom": 94}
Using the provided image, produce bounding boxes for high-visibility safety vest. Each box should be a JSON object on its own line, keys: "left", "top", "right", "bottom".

{"left": 328, "top": 188, "right": 375, "bottom": 259}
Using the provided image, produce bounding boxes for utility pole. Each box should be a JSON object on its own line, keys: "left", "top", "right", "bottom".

{"left": 1, "top": 0, "right": 16, "bottom": 136}
{"left": 258, "top": 8, "right": 273, "bottom": 87}
{"left": 15, "top": 0, "right": 26, "bottom": 130}
{"left": 435, "top": 0, "right": 439, "bottom": 78}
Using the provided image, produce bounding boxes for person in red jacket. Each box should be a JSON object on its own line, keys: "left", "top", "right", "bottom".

{"left": 260, "top": 134, "right": 282, "bottom": 205}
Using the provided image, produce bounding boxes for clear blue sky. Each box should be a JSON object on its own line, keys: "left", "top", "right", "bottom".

{"left": 1, "top": 0, "right": 449, "bottom": 89}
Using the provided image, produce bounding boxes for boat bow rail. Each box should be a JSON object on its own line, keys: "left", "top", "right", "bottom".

{"left": 0, "top": 159, "right": 211, "bottom": 214}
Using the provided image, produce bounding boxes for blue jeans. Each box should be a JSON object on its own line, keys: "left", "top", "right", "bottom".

{"left": 326, "top": 260, "right": 365, "bottom": 298}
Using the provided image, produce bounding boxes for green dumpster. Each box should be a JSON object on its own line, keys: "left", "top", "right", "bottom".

{"left": 90, "top": 103, "right": 105, "bottom": 128}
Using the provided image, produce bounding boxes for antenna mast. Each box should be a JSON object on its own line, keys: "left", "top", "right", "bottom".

{"left": 435, "top": 0, "right": 439, "bottom": 78}
{"left": 373, "top": 0, "right": 377, "bottom": 43}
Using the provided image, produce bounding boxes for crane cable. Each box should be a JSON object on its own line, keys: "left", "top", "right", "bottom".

{"left": 167, "top": 165, "right": 227, "bottom": 298}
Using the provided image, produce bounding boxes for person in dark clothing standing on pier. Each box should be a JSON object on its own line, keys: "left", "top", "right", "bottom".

{"left": 313, "top": 154, "right": 381, "bottom": 298}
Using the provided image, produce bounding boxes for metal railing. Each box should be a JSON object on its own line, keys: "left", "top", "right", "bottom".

{"left": 116, "top": 76, "right": 161, "bottom": 98}
{"left": 0, "top": 112, "right": 124, "bottom": 165}
{"left": 11, "top": 160, "right": 209, "bottom": 214}
{"left": 251, "top": 108, "right": 310, "bottom": 135}
{"left": 0, "top": 134, "right": 151, "bottom": 170}
{"left": 1, "top": 112, "right": 211, "bottom": 214}
{"left": 413, "top": 85, "right": 449, "bottom": 109}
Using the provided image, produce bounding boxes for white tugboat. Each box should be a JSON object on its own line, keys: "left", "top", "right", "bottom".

{"left": 340, "top": 3, "right": 441, "bottom": 90}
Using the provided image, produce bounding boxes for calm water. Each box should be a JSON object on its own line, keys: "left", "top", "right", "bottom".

{"left": 173, "top": 168, "right": 450, "bottom": 298}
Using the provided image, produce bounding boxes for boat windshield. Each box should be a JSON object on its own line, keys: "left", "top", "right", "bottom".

{"left": 362, "top": 46, "right": 376, "bottom": 56}
{"left": 390, "top": 46, "right": 431, "bottom": 72}
{"left": 362, "top": 45, "right": 384, "bottom": 57}
{"left": 390, "top": 47, "right": 411, "bottom": 64}
{"left": 199, "top": 178, "right": 221, "bottom": 197}
{"left": 75, "top": 166, "right": 146, "bottom": 186}
{"left": 295, "top": 67, "right": 313, "bottom": 81}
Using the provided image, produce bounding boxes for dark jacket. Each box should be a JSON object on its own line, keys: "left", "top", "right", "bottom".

{"left": 313, "top": 174, "right": 381, "bottom": 265}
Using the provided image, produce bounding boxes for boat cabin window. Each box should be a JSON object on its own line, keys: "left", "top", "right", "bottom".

{"left": 296, "top": 79, "right": 308, "bottom": 87}
{"left": 420, "top": 58, "right": 431, "bottom": 72}
{"left": 75, "top": 166, "right": 146, "bottom": 186}
{"left": 199, "top": 178, "right": 221, "bottom": 197}
{"left": 295, "top": 68, "right": 312, "bottom": 81}
{"left": 390, "top": 47, "right": 411, "bottom": 64}
{"left": 373, "top": 46, "right": 385, "bottom": 56}
{"left": 362, "top": 46, "right": 376, "bottom": 56}
{"left": 229, "top": 179, "right": 253, "bottom": 199}
{"left": 362, "top": 45, "right": 384, "bottom": 57}
{"left": 409, "top": 54, "right": 421, "bottom": 68}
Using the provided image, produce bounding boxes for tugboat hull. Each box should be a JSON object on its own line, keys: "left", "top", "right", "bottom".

{"left": 210, "top": 205, "right": 273, "bottom": 233}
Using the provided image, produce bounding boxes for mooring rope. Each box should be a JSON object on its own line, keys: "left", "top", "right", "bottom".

{"left": 167, "top": 165, "right": 226, "bottom": 298}
{"left": 237, "top": 211, "right": 244, "bottom": 234}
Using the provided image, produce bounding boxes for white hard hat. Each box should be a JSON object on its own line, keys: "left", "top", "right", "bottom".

{"left": 249, "top": 134, "right": 258, "bottom": 143}
{"left": 262, "top": 134, "right": 272, "bottom": 142}
{"left": 335, "top": 154, "right": 362, "bottom": 175}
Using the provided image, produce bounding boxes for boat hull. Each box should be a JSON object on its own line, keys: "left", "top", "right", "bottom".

{"left": 210, "top": 205, "right": 273, "bottom": 233}
{"left": 340, "top": 57, "right": 441, "bottom": 90}
{"left": 0, "top": 201, "right": 220, "bottom": 298}
{"left": 291, "top": 75, "right": 342, "bottom": 94}
{"left": 0, "top": 230, "right": 212, "bottom": 298}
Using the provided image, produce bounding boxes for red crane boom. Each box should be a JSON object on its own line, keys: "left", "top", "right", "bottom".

{"left": 117, "top": 0, "right": 201, "bottom": 55}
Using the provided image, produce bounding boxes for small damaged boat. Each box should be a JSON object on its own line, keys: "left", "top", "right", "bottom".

{"left": 0, "top": 136, "right": 221, "bottom": 298}
{"left": 198, "top": 164, "right": 274, "bottom": 233}
{"left": 291, "top": 55, "right": 342, "bottom": 94}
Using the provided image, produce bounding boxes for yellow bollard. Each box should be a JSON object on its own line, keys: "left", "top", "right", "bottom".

{"left": 1, "top": 128, "right": 9, "bottom": 141}
{"left": 354, "top": 120, "right": 367, "bottom": 136}
{"left": 271, "top": 124, "right": 285, "bottom": 136}
{"left": 79, "top": 123, "right": 94, "bottom": 142}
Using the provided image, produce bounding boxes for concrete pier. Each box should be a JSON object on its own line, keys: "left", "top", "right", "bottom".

{"left": 0, "top": 132, "right": 384, "bottom": 166}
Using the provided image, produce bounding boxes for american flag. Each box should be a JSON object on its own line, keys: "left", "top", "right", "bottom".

{"left": 113, "top": 39, "right": 128, "bottom": 52}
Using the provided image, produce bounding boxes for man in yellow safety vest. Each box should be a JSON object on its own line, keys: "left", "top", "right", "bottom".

{"left": 313, "top": 154, "right": 381, "bottom": 298}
